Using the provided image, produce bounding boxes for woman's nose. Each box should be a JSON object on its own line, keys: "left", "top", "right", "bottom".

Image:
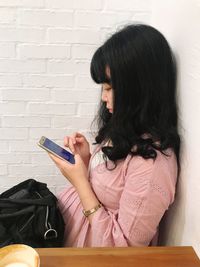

{"left": 101, "top": 91, "right": 107, "bottom": 102}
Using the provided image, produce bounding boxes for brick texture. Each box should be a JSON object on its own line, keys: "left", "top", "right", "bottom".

{"left": 0, "top": 0, "right": 152, "bottom": 194}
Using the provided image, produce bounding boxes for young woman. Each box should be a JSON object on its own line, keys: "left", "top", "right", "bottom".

{"left": 49, "top": 24, "right": 180, "bottom": 247}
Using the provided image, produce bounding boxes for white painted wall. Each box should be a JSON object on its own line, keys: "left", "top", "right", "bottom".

{"left": 0, "top": 0, "right": 152, "bottom": 195}
{"left": 151, "top": 0, "right": 200, "bottom": 257}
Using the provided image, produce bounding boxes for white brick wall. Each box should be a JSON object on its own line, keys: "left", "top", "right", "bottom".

{"left": 0, "top": 0, "right": 152, "bottom": 194}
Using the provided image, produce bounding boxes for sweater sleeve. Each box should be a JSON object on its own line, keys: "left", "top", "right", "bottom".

{"left": 89, "top": 154, "right": 177, "bottom": 247}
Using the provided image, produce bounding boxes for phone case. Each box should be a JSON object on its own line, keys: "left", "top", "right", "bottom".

{"left": 38, "top": 136, "right": 75, "bottom": 164}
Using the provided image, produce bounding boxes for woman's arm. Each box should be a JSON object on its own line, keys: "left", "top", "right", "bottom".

{"left": 49, "top": 149, "right": 177, "bottom": 246}
{"left": 48, "top": 152, "right": 101, "bottom": 224}
{"left": 86, "top": 154, "right": 177, "bottom": 246}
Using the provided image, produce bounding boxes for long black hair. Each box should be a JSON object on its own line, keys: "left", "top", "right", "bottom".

{"left": 90, "top": 24, "right": 180, "bottom": 169}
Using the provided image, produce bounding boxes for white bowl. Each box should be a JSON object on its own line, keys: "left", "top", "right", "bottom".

{"left": 0, "top": 244, "right": 40, "bottom": 267}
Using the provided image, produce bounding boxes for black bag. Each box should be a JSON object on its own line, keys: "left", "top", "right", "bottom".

{"left": 0, "top": 179, "right": 65, "bottom": 248}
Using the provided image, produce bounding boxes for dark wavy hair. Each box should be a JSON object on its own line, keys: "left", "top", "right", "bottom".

{"left": 90, "top": 24, "right": 180, "bottom": 169}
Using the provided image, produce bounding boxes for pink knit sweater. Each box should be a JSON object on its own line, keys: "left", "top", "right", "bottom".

{"left": 58, "top": 144, "right": 177, "bottom": 247}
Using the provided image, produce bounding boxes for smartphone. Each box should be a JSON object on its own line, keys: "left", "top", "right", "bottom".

{"left": 38, "top": 136, "right": 75, "bottom": 164}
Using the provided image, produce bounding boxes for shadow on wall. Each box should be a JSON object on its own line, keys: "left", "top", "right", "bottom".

{"left": 158, "top": 173, "right": 186, "bottom": 246}
{"left": 159, "top": 146, "right": 188, "bottom": 246}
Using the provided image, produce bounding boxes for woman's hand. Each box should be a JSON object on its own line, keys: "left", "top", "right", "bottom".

{"left": 64, "top": 132, "right": 91, "bottom": 167}
{"left": 48, "top": 152, "right": 88, "bottom": 188}
{"left": 48, "top": 143, "right": 101, "bottom": 225}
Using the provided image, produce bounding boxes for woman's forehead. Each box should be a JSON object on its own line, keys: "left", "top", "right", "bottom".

{"left": 105, "top": 65, "right": 111, "bottom": 78}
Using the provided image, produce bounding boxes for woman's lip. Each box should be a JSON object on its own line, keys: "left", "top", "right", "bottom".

{"left": 106, "top": 106, "right": 113, "bottom": 112}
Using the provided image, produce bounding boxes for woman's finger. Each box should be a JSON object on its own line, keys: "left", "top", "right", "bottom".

{"left": 68, "top": 137, "right": 75, "bottom": 153}
{"left": 75, "top": 136, "right": 85, "bottom": 144}
{"left": 48, "top": 152, "right": 70, "bottom": 170}
{"left": 72, "top": 132, "right": 79, "bottom": 144}
{"left": 48, "top": 153, "right": 61, "bottom": 167}
{"left": 64, "top": 136, "right": 69, "bottom": 147}
{"left": 74, "top": 132, "right": 82, "bottom": 137}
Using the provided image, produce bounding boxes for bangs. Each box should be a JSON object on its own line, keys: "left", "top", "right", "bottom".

{"left": 90, "top": 46, "right": 111, "bottom": 84}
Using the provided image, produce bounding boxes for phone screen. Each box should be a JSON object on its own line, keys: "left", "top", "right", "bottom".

{"left": 38, "top": 136, "right": 75, "bottom": 164}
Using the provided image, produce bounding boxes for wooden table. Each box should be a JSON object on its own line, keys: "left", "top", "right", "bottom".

{"left": 36, "top": 246, "right": 200, "bottom": 267}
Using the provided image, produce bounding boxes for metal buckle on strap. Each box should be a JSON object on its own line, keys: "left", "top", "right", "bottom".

{"left": 43, "top": 205, "right": 58, "bottom": 240}
{"left": 44, "top": 228, "right": 58, "bottom": 240}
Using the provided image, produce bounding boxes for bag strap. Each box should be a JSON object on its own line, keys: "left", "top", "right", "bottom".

{"left": 0, "top": 195, "right": 55, "bottom": 207}
{"left": 0, "top": 205, "right": 35, "bottom": 219}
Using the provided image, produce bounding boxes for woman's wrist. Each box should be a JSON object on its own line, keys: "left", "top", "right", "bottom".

{"left": 75, "top": 178, "right": 100, "bottom": 221}
{"left": 75, "top": 177, "right": 95, "bottom": 202}
{"left": 83, "top": 153, "right": 91, "bottom": 168}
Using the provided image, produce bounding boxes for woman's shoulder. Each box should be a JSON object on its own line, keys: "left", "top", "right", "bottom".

{"left": 126, "top": 147, "right": 176, "bottom": 168}
{"left": 124, "top": 148, "right": 178, "bottom": 185}
{"left": 122, "top": 148, "right": 178, "bottom": 204}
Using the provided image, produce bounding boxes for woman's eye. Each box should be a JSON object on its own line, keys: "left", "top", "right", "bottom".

{"left": 101, "top": 84, "right": 112, "bottom": 91}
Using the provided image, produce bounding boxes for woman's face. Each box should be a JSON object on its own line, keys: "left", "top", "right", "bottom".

{"left": 101, "top": 66, "right": 113, "bottom": 113}
{"left": 101, "top": 83, "right": 113, "bottom": 113}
